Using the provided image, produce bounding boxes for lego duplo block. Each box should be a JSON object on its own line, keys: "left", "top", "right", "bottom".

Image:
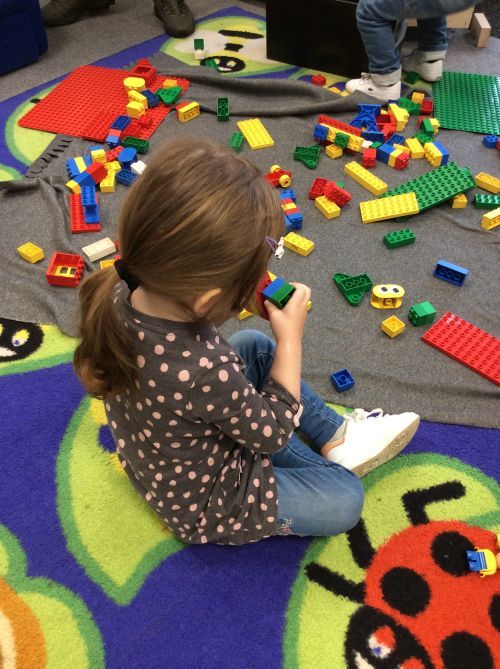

{"left": 237, "top": 308, "right": 253, "bottom": 320}
{"left": 131, "top": 160, "right": 147, "bottom": 175}
{"left": 333, "top": 272, "right": 373, "bottom": 306}
{"left": 217, "top": 97, "right": 229, "bottom": 121}
{"left": 46, "top": 252, "right": 84, "bottom": 288}
{"left": 128, "top": 90, "right": 147, "bottom": 110}
{"left": 413, "top": 130, "right": 435, "bottom": 146}
{"left": 111, "top": 115, "right": 131, "bottom": 131}
{"left": 421, "top": 117, "right": 439, "bottom": 134}
{"left": 70, "top": 193, "right": 100, "bottom": 233}
{"left": 193, "top": 38, "right": 204, "bottom": 50}
{"left": 420, "top": 99, "right": 433, "bottom": 115}
{"left": 283, "top": 232, "right": 315, "bottom": 256}
{"left": 100, "top": 257, "right": 119, "bottom": 269}
{"left": 475, "top": 172, "right": 500, "bottom": 194}
{"left": 481, "top": 207, "right": 500, "bottom": 230}
{"left": 309, "top": 177, "right": 328, "bottom": 199}
{"left": 237, "top": 118, "right": 274, "bottom": 150}
{"left": 142, "top": 89, "right": 159, "bottom": 108}
{"left": 116, "top": 169, "right": 137, "bottom": 187}
{"left": 313, "top": 123, "right": 329, "bottom": 143}
{"left": 376, "top": 143, "right": 395, "bottom": 165}
{"left": 422, "top": 312, "right": 500, "bottom": 385}
{"left": 324, "top": 182, "right": 352, "bottom": 207}
{"left": 383, "top": 228, "right": 416, "bottom": 248}
{"left": 123, "top": 76, "right": 145, "bottom": 92}
{"left": 388, "top": 103, "right": 409, "bottom": 131}
{"left": 371, "top": 284, "right": 405, "bottom": 309}
{"left": 82, "top": 237, "right": 116, "bottom": 263}
{"left": 325, "top": 144, "right": 343, "bottom": 160}
{"left": 411, "top": 91, "right": 425, "bottom": 104}
{"left": 176, "top": 101, "right": 200, "bottom": 123}
{"left": 344, "top": 161, "right": 388, "bottom": 196}
{"left": 430, "top": 140, "right": 449, "bottom": 166}
{"left": 156, "top": 86, "right": 183, "bottom": 105}
{"left": 451, "top": 193, "right": 467, "bottom": 208}
{"left": 261, "top": 277, "right": 295, "bottom": 309}
{"left": 317, "top": 114, "right": 362, "bottom": 136}
{"left": 89, "top": 146, "right": 106, "bottom": 163}
{"left": 81, "top": 186, "right": 99, "bottom": 224}
{"left": 404, "top": 137, "right": 424, "bottom": 159}
{"left": 381, "top": 315, "right": 405, "bottom": 338}
{"left": 118, "top": 147, "right": 137, "bottom": 168}
{"left": 315, "top": 196, "right": 340, "bottom": 219}
{"left": 229, "top": 132, "right": 244, "bottom": 152}
{"left": 66, "top": 156, "right": 91, "bottom": 179}
{"left": 121, "top": 136, "right": 149, "bottom": 153}
{"left": 99, "top": 169, "right": 116, "bottom": 193}
{"left": 434, "top": 259, "right": 469, "bottom": 286}
{"left": 483, "top": 134, "right": 498, "bottom": 148}
{"left": 362, "top": 147, "right": 377, "bottom": 168}
{"left": 126, "top": 101, "right": 145, "bottom": 119}
{"left": 392, "top": 143, "right": 410, "bottom": 155}
{"left": 331, "top": 369, "right": 355, "bottom": 392}
{"left": 474, "top": 193, "right": 500, "bottom": 209}
{"left": 408, "top": 301, "right": 437, "bottom": 326}
{"left": 311, "top": 74, "right": 327, "bottom": 86}
{"left": 86, "top": 162, "right": 108, "bottom": 185}
{"left": 294, "top": 145, "right": 321, "bottom": 169}
{"left": 327, "top": 127, "right": 363, "bottom": 152}
{"left": 385, "top": 134, "right": 406, "bottom": 147}
{"left": 162, "top": 77, "right": 179, "bottom": 87}
{"left": 424, "top": 142, "right": 445, "bottom": 167}
{"left": 396, "top": 97, "right": 421, "bottom": 115}
{"left": 388, "top": 148, "right": 410, "bottom": 170}
{"left": 17, "top": 242, "right": 44, "bottom": 263}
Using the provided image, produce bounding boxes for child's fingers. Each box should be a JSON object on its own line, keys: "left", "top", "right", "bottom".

{"left": 264, "top": 300, "right": 279, "bottom": 316}
{"left": 289, "top": 283, "right": 311, "bottom": 305}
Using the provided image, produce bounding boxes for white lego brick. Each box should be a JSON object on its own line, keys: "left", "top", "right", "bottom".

{"left": 82, "top": 237, "right": 117, "bottom": 262}
{"left": 131, "top": 160, "right": 147, "bottom": 176}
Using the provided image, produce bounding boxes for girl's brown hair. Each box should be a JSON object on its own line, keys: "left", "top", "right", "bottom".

{"left": 74, "top": 137, "right": 283, "bottom": 398}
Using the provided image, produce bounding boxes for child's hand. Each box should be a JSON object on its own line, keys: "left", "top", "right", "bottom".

{"left": 265, "top": 283, "right": 311, "bottom": 344}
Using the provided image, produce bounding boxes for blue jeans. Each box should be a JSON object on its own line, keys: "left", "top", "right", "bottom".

{"left": 228, "top": 330, "right": 364, "bottom": 537}
{"left": 356, "top": 0, "right": 477, "bottom": 74}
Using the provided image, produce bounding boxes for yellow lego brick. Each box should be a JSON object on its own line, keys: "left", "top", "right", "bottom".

{"left": 283, "top": 232, "right": 315, "bottom": 256}
{"left": 126, "top": 101, "right": 145, "bottom": 119}
{"left": 344, "top": 161, "right": 388, "bottom": 196}
{"left": 123, "top": 76, "right": 145, "bottom": 92}
{"left": 359, "top": 192, "right": 419, "bottom": 223}
{"left": 66, "top": 179, "right": 81, "bottom": 194}
{"left": 325, "top": 144, "right": 343, "bottom": 159}
{"left": 162, "top": 78, "right": 179, "bottom": 88}
{"left": 237, "top": 118, "right": 274, "bottom": 150}
{"left": 106, "top": 160, "right": 121, "bottom": 173}
{"left": 237, "top": 308, "right": 253, "bottom": 320}
{"left": 388, "top": 103, "right": 409, "bottom": 131}
{"left": 392, "top": 143, "right": 411, "bottom": 155}
{"left": 404, "top": 137, "right": 424, "bottom": 159}
{"left": 282, "top": 202, "right": 296, "bottom": 212}
{"left": 428, "top": 117, "right": 440, "bottom": 133}
{"left": 100, "top": 258, "right": 117, "bottom": 269}
{"left": 424, "top": 143, "right": 442, "bottom": 167}
{"left": 74, "top": 156, "right": 88, "bottom": 172}
{"left": 17, "top": 242, "right": 44, "bottom": 263}
{"left": 481, "top": 207, "right": 500, "bottom": 230}
{"left": 177, "top": 101, "right": 200, "bottom": 123}
{"left": 371, "top": 284, "right": 404, "bottom": 309}
{"left": 128, "top": 90, "right": 147, "bottom": 110}
{"left": 475, "top": 172, "right": 500, "bottom": 194}
{"left": 90, "top": 148, "right": 106, "bottom": 163}
{"left": 451, "top": 193, "right": 467, "bottom": 208}
{"left": 411, "top": 91, "right": 425, "bottom": 104}
{"left": 381, "top": 315, "right": 406, "bottom": 338}
{"left": 388, "top": 148, "right": 404, "bottom": 168}
{"left": 315, "top": 195, "right": 341, "bottom": 219}
{"left": 100, "top": 170, "right": 116, "bottom": 193}
{"left": 326, "top": 126, "right": 363, "bottom": 152}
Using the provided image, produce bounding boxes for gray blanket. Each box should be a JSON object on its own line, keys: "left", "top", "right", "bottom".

{"left": 1, "top": 51, "right": 499, "bottom": 427}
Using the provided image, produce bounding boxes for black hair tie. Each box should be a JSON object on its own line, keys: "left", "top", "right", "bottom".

{"left": 114, "top": 259, "right": 139, "bottom": 293}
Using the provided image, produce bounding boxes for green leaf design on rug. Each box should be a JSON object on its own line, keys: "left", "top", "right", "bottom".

{"left": 6, "top": 84, "right": 56, "bottom": 166}
{"left": 0, "top": 163, "right": 22, "bottom": 181}
{"left": 0, "top": 524, "right": 104, "bottom": 668}
{"left": 284, "top": 454, "right": 500, "bottom": 669}
{"left": 56, "top": 396, "right": 185, "bottom": 605}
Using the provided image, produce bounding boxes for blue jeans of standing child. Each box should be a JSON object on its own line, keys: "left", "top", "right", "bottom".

{"left": 228, "top": 330, "right": 364, "bottom": 537}
{"left": 356, "top": 0, "right": 477, "bottom": 74}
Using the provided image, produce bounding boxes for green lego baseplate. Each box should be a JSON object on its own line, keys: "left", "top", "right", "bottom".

{"left": 294, "top": 145, "right": 321, "bottom": 169}
{"left": 381, "top": 162, "right": 476, "bottom": 212}
{"left": 433, "top": 71, "right": 500, "bottom": 135}
{"left": 383, "top": 228, "right": 416, "bottom": 249}
{"left": 333, "top": 272, "right": 373, "bottom": 306}
{"left": 474, "top": 193, "right": 500, "bottom": 209}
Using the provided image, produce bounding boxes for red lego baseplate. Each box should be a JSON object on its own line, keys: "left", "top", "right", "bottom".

{"left": 18, "top": 65, "right": 190, "bottom": 142}
{"left": 421, "top": 312, "right": 500, "bottom": 385}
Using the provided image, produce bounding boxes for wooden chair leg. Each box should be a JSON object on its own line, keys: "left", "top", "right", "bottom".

{"left": 471, "top": 12, "right": 491, "bottom": 48}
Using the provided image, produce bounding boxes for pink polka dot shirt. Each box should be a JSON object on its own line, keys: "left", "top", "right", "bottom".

{"left": 104, "top": 288, "right": 301, "bottom": 545}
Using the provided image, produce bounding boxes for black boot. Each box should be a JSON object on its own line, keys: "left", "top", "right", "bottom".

{"left": 153, "top": 0, "right": 195, "bottom": 38}
{"left": 42, "top": 0, "right": 115, "bottom": 27}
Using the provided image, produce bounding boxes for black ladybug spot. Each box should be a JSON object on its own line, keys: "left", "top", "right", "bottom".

{"left": 441, "top": 632, "right": 493, "bottom": 669}
{"left": 431, "top": 531, "right": 475, "bottom": 576}
{"left": 490, "top": 594, "right": 500, "bottom": 632}
{"left": 381, "top": 567, "right": 430, "bottom": 616}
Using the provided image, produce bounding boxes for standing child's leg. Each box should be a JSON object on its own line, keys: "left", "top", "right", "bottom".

{"left": 401, "top": 17, "right": 448, "bottom": 81}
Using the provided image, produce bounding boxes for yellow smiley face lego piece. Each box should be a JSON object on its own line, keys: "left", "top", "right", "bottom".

{"left": 371, "top": 284, "right": 405, "bottom": 309}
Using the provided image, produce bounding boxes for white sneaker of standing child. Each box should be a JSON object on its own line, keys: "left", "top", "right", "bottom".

{"left": 401, "top": 49, "right": 446, "bottom": 82}
{"left": 345, "top": 70, "right": 402, "bottom": 101}
{"left": 324, "top": 408, "right": 420, "bottom": 477}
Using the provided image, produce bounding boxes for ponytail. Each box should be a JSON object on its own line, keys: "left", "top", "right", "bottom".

{"left": 73, "top": 268, "right": 136, "bottom": 398}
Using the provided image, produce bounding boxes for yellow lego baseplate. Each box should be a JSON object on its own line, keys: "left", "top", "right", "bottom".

{"left": 344, "top": 161, "right": 388, "bottom": 196}
{"left": 237, "top": 118, "right": 274, "bottom": 150}
{"left": 283, "top": 232, "right": 315, "bottom": 256}
{"left": 359, "top": 192, "right": 419, "bottom": 223}
{"left": 481, "top": 207, "right": 500, "bottom": 230}
{"left": 451, "top": 193, "right": 467, "bottom": 208}
{"left": 475, "top": 172, "right": 500, "bottom": 194}
{"left": 17, "top": 242, "right": 44, "bottom": 263}
{"left": 315, "top": 195, "right": 341, "bottom": 219}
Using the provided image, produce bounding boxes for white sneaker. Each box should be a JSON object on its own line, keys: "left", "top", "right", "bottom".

{"left": 325, "top": 408, "right": 420, "bottom": 477}
{"left": 346, "top": 73, "right": 401, "bottom": 101}
{"left": 402, "top": 49, "right": 445, "bottom": 82}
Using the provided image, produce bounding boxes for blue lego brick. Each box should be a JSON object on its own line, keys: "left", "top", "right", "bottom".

{"left": 142, "top": 89, "right": 159, "bottom": 108}
{"left": 286, "top": 213, "right": 303, "bottom": 229}
{"left": 261, "top": 277, "right": 295, "bottom": 308}
{"left": 350, "top": 104, "right": 381, "bottom": 131}
{"left": 376, "top": 143, "right": 394, "bottom": 164}
{"left": 116, "top": 169, "right": 137, "bottom": 187}
{"left": 66, "top": 158, "right": 80, "bottom": 179}
{"left": 111, "top": 115, "right": 132, "bottom": 131}
{"left": 313, "top": 123, "right": 329, "bottom": 143}
{"left": 434, "top": 259, "right": 469, "bottom": 286}
{"left": 386, "top": 134, "right": 406, "bottom": 146}
{"left": 284, "top": 216, "right": 293, "bottom": 235}
{"left": 482, "top": 135, "right": 498, "bottom": 149}
{"left": 280, "top": 189, "right": 296, "bottom": 202}
{"left": 466, "top": 550, "right": 487, "bottom": 571}
{"left": 81, "top": 186, "right": 99, "bottom": 223}
{"left": 106, "top": 133, "right": 121, "bottom": 148}
{"left": 88, "top": 145, "right": 104, "bottom": 154}
{"left": 118, "top": 147, "right": 137, "bottom": 168}
{"left": 73, "top": 171, "right": 96, "bottom": 189}
{"left": 331, "top": 368, "right": 355, "bottom": 392}
{"left": 432, "top": 140, "right": 450, "bottom": 165}
{"left": 362, "top": 130, "right": 385, "bottom": 143}
{"left": 262, "top": 277, "right": 285, "bottom": 297}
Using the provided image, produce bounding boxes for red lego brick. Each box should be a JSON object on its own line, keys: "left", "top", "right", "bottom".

{"left": 311, "top": 74, "right": 326, "bottom": 86}
{"left": 394, "top": 152, "right": 410, "bottom": 170}
{"left": 362, "top": 147, "right": 377, "bottom": 168}
{"left": 250, "top": 272, "right": 273, "bottom": 319}
{"left": 317, "top": 114, "right": 362, "bottom": 136}
{"left": 309, "top": 177, "right": 328, "bottom": 199}
{"left": 421, "top": 312, "right": 500, "bottom": 385}
{"left": 128, "top": 58, "right": 157, "bottom": 87}
{"left": 324, "top": 181, "right": 352, "bottom": 207}
{"left": 86, "top": 162, "right": 108, "bottom": 184}
{"left": 46, "top": 252, "right": 85, "bottom": 287}
{"left": 18, "top": 65, "right": 190, "bottom": 141}
{"left": 70, "top": 193, "right": 100, "bottom": 233}
{"left": 420, "top": 99, "right": 433, "bottom": 115}
{"left": 105, "top": 146, "right": 123, "bottom": 162}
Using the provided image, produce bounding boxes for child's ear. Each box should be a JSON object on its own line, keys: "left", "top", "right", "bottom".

{"left": 193, "top": 288, "right": 222, "bottom": 318}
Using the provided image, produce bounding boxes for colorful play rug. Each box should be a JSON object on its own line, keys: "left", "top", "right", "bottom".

{"left": 1, "top": 6, "right": 499, "bottom": 669}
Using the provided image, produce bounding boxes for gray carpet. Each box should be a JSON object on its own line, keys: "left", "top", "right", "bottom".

{"left": 1, "top": 45, "right": 499, "bottom": 428}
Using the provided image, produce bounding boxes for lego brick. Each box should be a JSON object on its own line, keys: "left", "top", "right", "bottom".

{"left": 46, "top": 252, "right": 84, "bottom": 287}
{"left": 382, "top": 162, "right": 476, "bottom": 212}
{"left": 294, "top": 145, "right": 321, "bottom": 169}
{"left": 381, "top": 315, "right": 406, "bottom": 338}
{"left": 217, "top": 97, "right": 229, "bottom": 121}
{"left": 236, "top": 308, "right": 253, "bottom": 320}
{"left": 70, "top": 193, "right": 100, "bottom": 233}
{"left": 434, "top": 259, "right": 469, "bottom": 286}
{"left": 324, "top": 182, "right": 352, "bottom": 207}
{"left": 116, "top": 169, "right": 137, "bottom": 187}
{"left": 433, "top": 71, "right": 500, "bottom": 134}
{"left": 17, "top": 242, "right": 44, "bottom": 263}
{"left": 89, "top": 146, "right": 106, "bottom": 163}
{"left": 111, "top": 115, "right": 132, "bottom": 131}
{"left": 475, "top": 172, "right": 500, "bottom": 194}
{"left": 86, "top": 162, "right": 108, "bottom": 185}
{"left": 482, "top": 134, "right": 498, "bottom": 148}
{"left": 451, "top": 193, "right": 467, "bottom": 208}
{"left": 126, "top": 100, "right": 145, "bottom": 119}
{"left": 142, "top": 89, "right": 159, "bottom": 108}
{"left": 420, "top": 99, "right": 433, "bottom": 115}
{"left": 121, "top": 136, "right": 149, "bottom": 153}
{"left": 413, "top": 129, "right": 435, "bottom": 146}
{"left": 333, "top": 272, "right": 373, "bottom": 306}
{"left": 202, "top": 58, "right": 218, "bottom": 69}
{"left": 131, "top": 160, "right": 147, "bottom": 176}
{"left": 325, "top": 144, "right": 343, "bottom": 160}
{"left": 350, "top": 104, "right": 381, "bottom": 131}
{"left": 394, "top": 152, "right": 410, "bottom": 170}
{"left": 317, "top": 115, "right": 362, "bottom": 136}
{"left": 283, "top": 232, "right": 315, "bottom": 256}
{"left": 404, "top": 137, "right": 424, "bottom": 159}
{"left": 82, "top": 237, "right": 117, "bottom": 263}
{"left": 481, "top": 207, "right": 500, "bottom": 230}
{"left": 118, "top": 147, "right": 137, "bottom": 167}
{"left": 331, "top": 369, "right": 355, "bottom": 392}
{"left": 473, "top": 193, "right": 500, "bottom": 209}
{"left": 128, "top": 89, "right": 147, "bottom": 110}
{"left": 123, "top": 76, "right": 146, "bottom": 92}
{"left": 162, "top": 77, "right": 180, "bottom": 87}
{"left": 424, "top": 142, "right": 445, "bottom": 167}
{"left": 261, "top": 277, "right": 295, "bottom": 309}
{"left": 193, "top": 38, "right": 204, "bottom": 50}
{"left": 383, "top": 228, "right": 416, "bottom": 248}
{"left": 371, "top": 284, "right": 405, "bottom": 309}
{"left": 280, "top": 188, "right": 296, "bottom": 200}
{"left": 229, "top": 131, "right": 244, "bottom": 152}
{"left": 411, "top": 91, "right": 425, "bottom": 104}
{"left": 313, "top": 123, "right": 330, "bottom": 143}
{"left": 99, "top": 169, "right": 116, "bottom": 193}
{"left": 388, "top": 103, "right": 409, "bottom": 131}
{"left": 396, "top": 97, "right": 421, "bottom": 115}
{"left": 421, "top": 312, "right": 500, "bottom": 385}
{"left": 176, "top": 101, "right": 200, "bottom": 123}
{"left": 309, "top": 177, "right": 328, "bottom": 199}
{"left": 344, "top": 161, "right": 388, "bottom": 196}
{"left": 237, "top": 118, "right": 274, "bottom": 150}
{"left": 408, "top": 301, "right": 437, "bottom": 326}
{"left": 128, "top": 59, "right": 156, "bottom": 86}
{"left": 311, "top": 74, "right": 326, "bottom": 86}
{"left": 385, "top": 134, "right": 406, "bottom": 147}
{"left": 326, "top": 126, "right": 363, "bottom": 152}
{"left": 362, "top": 147, "right": 377, "bottom": 168}
{"left": 81, "top": 186, "right": 99, "bottom": 223}
{"left": 422, "top": 118, "right": 438, "bottom": 135}
{"left": 315, "top": 195, "right": 340, "bottom": 219}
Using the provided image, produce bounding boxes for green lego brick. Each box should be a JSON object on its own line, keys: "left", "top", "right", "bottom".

{"left": 267, "top": 283, "right": 295, "bottom": 308}
{"left": 408, "top": 301, "right": 437, "bottom": 326}
{"left": 156, "top": 86, "right": 182, "bottom": 105}
{"left": 229, "top": 131, "right": 244, "bottom": 152}
{"left": 217, "top": 97, "right": 229, "bottom": 121}
{"left": 383, "top": 228, "right": 416, "bottom": 249}
{"left": 333, "top": 272, "right": 373, "bottom": 306}
{"left": 334, "top": 132, "right": 350, "bottom": 149}
{"left": 194, "top": 38, "right": 204, "bottom": 50}
{"left": 473, "top": 193, "right": 500, "bottom": 209}
{"left": 421, "top": 118, "right": 435, "bottom": 134}
{"left": 397, "top": 97, "right": 421, "bottom": 115}
{"left": 294, "top": 145, "right": 321, "bottom": 169}
{"left": 404, "top": 71, "right": 420, "bottom": 84}
{"left": 433, "top": 71, "right": 500, "bottom": 135}
{"left": 413, "top": 130, "right": 435, "bottom": 145}
{"left": 203, "top": 58, "right": 218, "bottom": 69}
{"left": 382, "top": 162, "right": 476, "bottom": 213}
{"left": 370, "top": 141, "right": 383, "bottom": 149}
{"left": 121, "top": 136, "right": 149, "bottom": 153}
{"left": 336, "top": 181, "right": 345, "bottom": 189}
